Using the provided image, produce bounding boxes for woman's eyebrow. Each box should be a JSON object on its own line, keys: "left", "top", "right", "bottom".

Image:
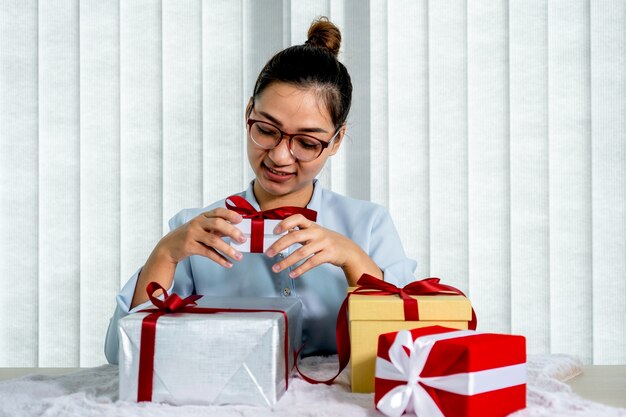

{"left": 256, "top": 110, "right": 329, "bottom": 134}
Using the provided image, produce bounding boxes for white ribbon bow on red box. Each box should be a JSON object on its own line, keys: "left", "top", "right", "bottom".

{"left": 375, "top": 330, "right": 527, "bottom": 417}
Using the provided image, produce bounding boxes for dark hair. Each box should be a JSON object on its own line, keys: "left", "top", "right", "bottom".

{"left": 251, "top": 17, "right": 352, "bottom": 129}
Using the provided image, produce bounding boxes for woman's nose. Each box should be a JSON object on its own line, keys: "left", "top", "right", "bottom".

{"left": 268, "top": 136, "right": 296, "bottom": 164}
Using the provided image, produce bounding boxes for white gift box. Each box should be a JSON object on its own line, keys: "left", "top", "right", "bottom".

{"left": 230, "top": 218, "right": 287, "bottom": 253}
{"left": 118, "top": 296, "right": 303, "bottom": 406}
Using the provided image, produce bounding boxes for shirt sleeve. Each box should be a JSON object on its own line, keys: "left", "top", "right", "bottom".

{"left": 369, "top": 206, "right": 418, "bottom": 287}
{"left": 104, "top": 209, "right": 195, "bottom": 364}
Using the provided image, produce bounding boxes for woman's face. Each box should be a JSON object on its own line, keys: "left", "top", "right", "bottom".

{"left": 247, "top": 82, "right": 343, "bottom": 205}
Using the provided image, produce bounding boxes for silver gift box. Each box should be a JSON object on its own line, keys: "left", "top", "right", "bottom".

{"left": 118, "top": 296, "right": 302, "bottom": 406}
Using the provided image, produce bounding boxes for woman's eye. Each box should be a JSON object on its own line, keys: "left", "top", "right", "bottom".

{"left": 257, "top": 126, "right": 275, "bottom": 136}
{"left": 297, "top": 138, "right": 321, "bottom": 149}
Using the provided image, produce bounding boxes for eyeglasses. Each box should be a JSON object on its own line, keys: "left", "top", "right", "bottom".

{"left": 246, "top": 118, "right": 340, "bottom": 162}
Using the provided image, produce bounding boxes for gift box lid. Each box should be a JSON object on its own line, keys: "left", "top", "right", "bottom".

{"left": 125, "top": 295, "right": 303, "bottom": 320}
{"left": 348, "top": 288, "right": 472, "bottom": 321}
{"left": 378, "top": 326, "right": 526, "bottom": 373}
{"left": 120, "top": 296, "right": 303, "bottom": 356}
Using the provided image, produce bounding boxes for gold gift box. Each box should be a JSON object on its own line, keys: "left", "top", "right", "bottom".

{"left": 348, "top": 290, "right": 473, "bottom": 393}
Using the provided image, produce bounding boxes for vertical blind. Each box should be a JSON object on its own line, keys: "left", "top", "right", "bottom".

{"left": 0, "top": 0, "right": 624, "bottom": 367}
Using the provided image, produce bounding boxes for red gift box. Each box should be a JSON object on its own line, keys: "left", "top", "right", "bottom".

{"left": 375, "top": 326, "right": 526, "bottom": 417}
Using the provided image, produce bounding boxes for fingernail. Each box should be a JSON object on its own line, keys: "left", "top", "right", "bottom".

{"left": 239, "top": 235, "right": 247, "bottom": 243}
{"left": 234, "top": 251, "right": 243, "bottom": 260}
{"left": 272, "top": 264, "right": 281, "bottom": 272}
{"left": 225, "top": 261, "right": 233, "bottom": 268}
{"left": 289, "top": 271, "right": 297, "bottom": 278}
{"left": 266, "top": 249, "right": 275, "bottom": 257}
{"left": 274, "top": 226, "right": 282, "bottom": 234}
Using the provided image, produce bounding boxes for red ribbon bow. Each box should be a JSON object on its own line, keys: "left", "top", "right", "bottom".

{"left": 136, "top": 282, "right": 292, "bottom": 402}
{"left": 296, "top": 274, "right": 477, "bottom": 385}
{"left": 352, "top": 274, "right": 478, "bottom": 327}
{"left": 145, "top": 281, "right": 202, "bottom": 312}
{"left": 225, "top": 195, "right": 318, "bottom": 253}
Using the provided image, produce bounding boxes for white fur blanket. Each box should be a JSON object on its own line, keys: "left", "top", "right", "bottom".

{"left": 1, "top": 355, "right": 625, "bottom": 417}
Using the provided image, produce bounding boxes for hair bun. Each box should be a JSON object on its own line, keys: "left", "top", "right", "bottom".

{"left": 306, "top": 17, "right": 341, "bottom": 58}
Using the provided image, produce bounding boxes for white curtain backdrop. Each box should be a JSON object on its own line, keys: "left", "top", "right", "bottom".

{"left": 1, "top": 0, "right": 624, "bottom": 367}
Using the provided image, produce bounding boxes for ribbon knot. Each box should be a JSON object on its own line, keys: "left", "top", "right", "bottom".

{"left": 353, "top": 274, "right": 476, "bottom": 327}
{"left": 145, "top": 282, "right": 201, "bottom": 313}
{"left": 225, "top": 195, "right": 318, "bottom": 221}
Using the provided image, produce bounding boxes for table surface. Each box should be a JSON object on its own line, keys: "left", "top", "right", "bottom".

{"left": 566, "top": 365, "right": 626, "bottom": 408}
{"left": 1, "top": 365, "right": 625, "bottom": 409}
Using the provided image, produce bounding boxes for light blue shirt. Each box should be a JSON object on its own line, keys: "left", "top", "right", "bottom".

{"left": 105, "top": 180, "right": 417, "bottom": 364}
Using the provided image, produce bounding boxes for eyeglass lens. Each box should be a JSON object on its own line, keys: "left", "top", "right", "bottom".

{"left": 249, "top": 121, "right": 325, "bottom": 161}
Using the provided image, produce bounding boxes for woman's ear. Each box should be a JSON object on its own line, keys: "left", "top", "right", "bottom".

{"left": 329, "top": 124, "right": 347, "bottom": 156}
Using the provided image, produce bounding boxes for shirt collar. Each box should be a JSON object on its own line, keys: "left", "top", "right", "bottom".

{"left": 243, "top": 179, "right": 322, "bottom": 212}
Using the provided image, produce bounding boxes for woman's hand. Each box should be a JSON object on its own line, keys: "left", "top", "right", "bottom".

{"left": 159, "top": 208, "right": 247, "bottom": 268}
{"left": 130, "top": 208, "right": 247, "bottom": 309}
{"left": 265, "top": 214, "right": 383, "bottom": 286}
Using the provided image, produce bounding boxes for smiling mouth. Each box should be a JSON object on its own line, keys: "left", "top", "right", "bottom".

{"left": 265, "top": 164, "right": 294, "bottom": 176}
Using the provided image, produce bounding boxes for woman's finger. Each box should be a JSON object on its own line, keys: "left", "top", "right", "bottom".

{"left": 265, "top": 227, "right": 314, "bottom": 257}
{"left": 195, "top": 241, "right": 235, "bottom": 268}
{"left": 204, "top": 207, "right": 243, "bottom": 224}
{"left": 270, "top": 237, "right": 324, "bottom": 273}
{"left": 274, "top": 214, "right": 314, "bottom": 234}
{"left": 196, "top": 230, "right": 243, "bottom": 262}
{"left": 287, "top": 252, "right": 325, "bottom": 278}
{"left": 199, "top": 216, "right": 247, "bottom": 244}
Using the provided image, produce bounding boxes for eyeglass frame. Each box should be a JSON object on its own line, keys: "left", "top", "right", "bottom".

{"left": 245, "top": 115, "right": 341, "bottom": 162}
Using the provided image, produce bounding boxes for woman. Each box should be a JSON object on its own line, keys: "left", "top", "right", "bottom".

{"left": 105, "top": 17, "right": 416, "bottom": 364}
